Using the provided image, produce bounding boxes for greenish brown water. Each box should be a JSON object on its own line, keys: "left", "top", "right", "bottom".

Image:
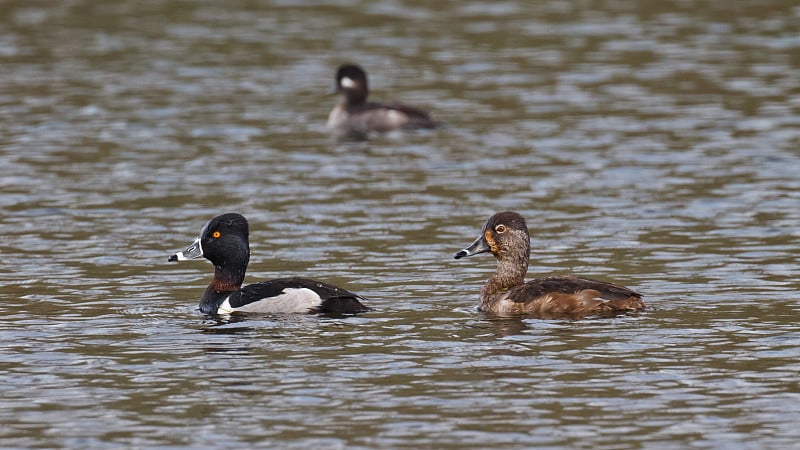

{"left": 1, "top": 1, "right": 799, "bottom": 448}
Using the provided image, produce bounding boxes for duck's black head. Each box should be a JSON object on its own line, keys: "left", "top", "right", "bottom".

{"left": 335, "top": 64, "right": 369, "bottom": 103}
{"left": 169, "top": 213, "right": 251, "bottom": 271}
{"left": 454, "top": 211, "right": 530, "bottom": 261}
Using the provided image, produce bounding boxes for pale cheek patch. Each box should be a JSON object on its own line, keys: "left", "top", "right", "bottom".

{"left": 340, "top": 77, "right": 357, "bottom": 89}
{"left": 484, "top": 230, "right": 498, "bottom": 253}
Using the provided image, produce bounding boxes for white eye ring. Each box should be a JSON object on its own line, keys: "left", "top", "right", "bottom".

{"left": 495, "top": 224, "right": 507, "bottom": 233}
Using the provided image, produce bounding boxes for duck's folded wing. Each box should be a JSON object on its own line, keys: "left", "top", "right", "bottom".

{"left": 229, "top": 277, "right": 370, "bottom": 314}
{"left": 509, "top": 275, "right": 644, "bottom": 315}
{"left": 385, "top": 102, "right": 441, "bottom": 128}
{"left": 517, "top": 275, "right": 640, "bottom": 299}
{"left": 342, "top": 102, "right": 440, "bottom": 133}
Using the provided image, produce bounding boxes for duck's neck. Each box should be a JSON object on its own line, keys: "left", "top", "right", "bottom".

{"left": 344, "top": 90, "right": 367, "bottom": 107}
{"left": 200, "top": 256, "right": 248, "bottom": 313}
{"left": 481, "top": 250, "right": 529, "bottom": 303}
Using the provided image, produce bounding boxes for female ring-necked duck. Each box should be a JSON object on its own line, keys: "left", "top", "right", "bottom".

{"left": 168, "top": 213, "right": 370, "bottom": 315}
{"left": 454, "top": 211, "right": 645, "bottom": 317}
{"left": 327, "top": 64, "right": 440, "bottom": 137}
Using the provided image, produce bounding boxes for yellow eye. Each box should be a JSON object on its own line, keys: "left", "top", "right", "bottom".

{"left": 495, "top": 224, "right": 507, "bottom": 233}
{"left": 212, "top": 231, "right": 221, "bottom": 238}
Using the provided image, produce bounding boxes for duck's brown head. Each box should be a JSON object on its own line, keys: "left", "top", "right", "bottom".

{"left": 454, "top": 211, "right": 530, "bottom": 261}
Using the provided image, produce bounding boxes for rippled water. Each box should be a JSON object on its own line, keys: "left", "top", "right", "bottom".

{"left": 1, "top": 0, "right": 799, "bottom": 448}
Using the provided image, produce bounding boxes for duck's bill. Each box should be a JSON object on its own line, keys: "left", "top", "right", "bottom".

{"left": 454, "top": 235, "right": 490, "bottom": 259}
{"left": 168, "top": 238, "right": 203, "bottom": 262}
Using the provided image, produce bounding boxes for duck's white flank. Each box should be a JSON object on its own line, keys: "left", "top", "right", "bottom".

{"left": 216, "top": 288, "right": 323, "bottom": 314}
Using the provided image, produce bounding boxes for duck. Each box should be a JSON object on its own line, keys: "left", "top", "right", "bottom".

{"left": 168, "top": 213, "right": 370, "bottom": 315}
{"left": 327, "top": 63, "right": 440, "bottom": 137}
{"left": 454, "top": 211, "right": 645, "bottom": 318}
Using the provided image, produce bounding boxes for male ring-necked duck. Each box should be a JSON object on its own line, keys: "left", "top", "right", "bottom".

{"left": 327, "top": 64, "right": 440, "bottom": 137}
{"left": 168, "top": 213, "right": 370, "bottom": 315}
{"left": 454, "top": 211, "right": 645, "bottom": 317}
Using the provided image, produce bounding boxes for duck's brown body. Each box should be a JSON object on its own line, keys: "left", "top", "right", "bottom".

{"left": 481, "top": 275, "right": 644, "bottom": 318}
{"left": 456, "top": 211, "right": 644, "bottom": 318}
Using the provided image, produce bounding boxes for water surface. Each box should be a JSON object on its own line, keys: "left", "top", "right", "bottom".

{"left": 1, "top": 1, "right": 799, "bottom": 448}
